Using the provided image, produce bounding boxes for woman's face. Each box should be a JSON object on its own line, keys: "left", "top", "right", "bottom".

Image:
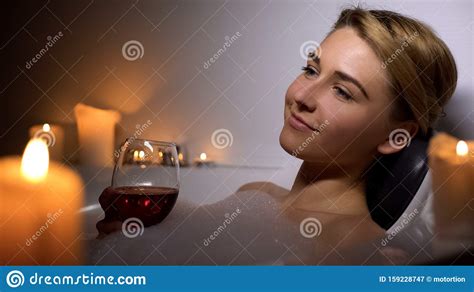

{"left": 280, "top": 27, "right": 398, "bottom": 168}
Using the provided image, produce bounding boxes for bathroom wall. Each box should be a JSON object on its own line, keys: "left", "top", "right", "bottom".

{"left": 1, "top": 0, "right": 472, "bottom": 168}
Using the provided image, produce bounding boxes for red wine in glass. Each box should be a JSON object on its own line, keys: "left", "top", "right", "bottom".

{"left": 98, "top": 139, "right": 180, "bottom": 235}
{"left": 99, "top": 186, "right": 179, "bottom": 227}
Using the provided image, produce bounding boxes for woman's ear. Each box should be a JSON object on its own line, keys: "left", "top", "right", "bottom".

{"left": 377, "top": 121, "right": 419, "bottom": 155}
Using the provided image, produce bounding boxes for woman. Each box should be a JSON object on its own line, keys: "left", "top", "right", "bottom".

{"left": 96, "top": 6, "right": 457, "bottom": 265}
{"left": 240, "top": 6, "right": 457, "bottom": 263}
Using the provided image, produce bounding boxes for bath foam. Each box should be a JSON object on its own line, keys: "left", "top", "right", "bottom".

{"left": 87, "top": 190, "right": 316, "bottom": 265}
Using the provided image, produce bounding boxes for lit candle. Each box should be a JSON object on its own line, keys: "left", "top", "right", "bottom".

{"left": 132, "top": 150, "right": 146, "bottom": 162}
{"left": 158, "top": 150, "right": 164, "bottom": 164}
{"left": 0, "top": 138, "right": 84, "bottom": 265}
{"left": 133, "top": 150, "right": 139, "bottom": 161}
{"left": 428, "top": 133, "right": 474, "bottom": 243}
{"left": 29, "top": 123, "right": 65, "bottom": 161}
{"left": 194, "top": 152, "right": 215, "bottom": 167}
{"left": 176, "top": 145, "right": 187, "bottom": 167}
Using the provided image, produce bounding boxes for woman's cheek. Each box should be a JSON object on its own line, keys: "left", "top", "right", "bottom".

{"left": 318, "top": 111, "right": 370, "bottom": 156}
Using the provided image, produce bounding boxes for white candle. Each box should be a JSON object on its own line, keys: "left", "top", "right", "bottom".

{"left": 74, "top": 103, "right": 121, "bottom": 167}
{"left": 0, "top": 138, "right": 84, "bottom": 265}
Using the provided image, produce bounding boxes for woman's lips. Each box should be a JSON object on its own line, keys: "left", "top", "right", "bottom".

{"left": 288, "top": 113, "right": 317, "bottom": 133}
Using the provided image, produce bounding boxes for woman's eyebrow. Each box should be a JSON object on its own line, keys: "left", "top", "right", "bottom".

{"left": 334, "top": 70, "right": 370, "bottom": 100}
{"left": 310, "top": 54, "right": 370, "bottom": 100}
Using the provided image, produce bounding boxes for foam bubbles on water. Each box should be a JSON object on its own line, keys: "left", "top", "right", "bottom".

{"left": 87, "top": 190, "right": 317, "bottom": 265}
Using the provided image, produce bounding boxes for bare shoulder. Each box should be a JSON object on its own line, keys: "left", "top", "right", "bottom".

{"left": 237, "top": 181, "right": 290, "bottom": 198}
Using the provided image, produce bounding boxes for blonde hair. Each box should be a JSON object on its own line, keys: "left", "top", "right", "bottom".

{"left": 331, "top": 7, "right": 457, "bottom": 134}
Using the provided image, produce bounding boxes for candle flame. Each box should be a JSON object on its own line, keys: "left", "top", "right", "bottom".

{"left": 21, "top": 138, "right": 49, "bottom": 182}
{"left": 133, "top": 150, "right": 146, "bottom": 161}
{"left": 200, "top": 152, "right": 207, "bottom": 161}
{"left": 42, "top": 123, "right": 51, "bottom": 132}
{"left": 456, "top": 140, "right": 468, "bottom": 156}
{"left": 178, "top": 153, "right": 184, "bottom": 161}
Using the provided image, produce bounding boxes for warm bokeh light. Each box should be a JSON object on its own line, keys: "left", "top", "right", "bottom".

{"left": 21, "top": 138, "right": 49, "bottom": 182}
{"left": 199, "top": 152, "right": 207, "bottom": 161}
{"left": 133, "top": 150, "right": 146, "bottom": 161}
{"left": 133, "top": 150, "right": 138, "bottom": 160}
{"left": 456, "top": 140, "right": 468, "bottom": 156}
{"left": 42, "top": 123, "right": 51, "bottom": 132}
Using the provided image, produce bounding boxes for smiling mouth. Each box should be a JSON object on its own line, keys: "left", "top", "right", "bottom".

{"left": 288, "top": 113, "right": 317, "bottom": 132}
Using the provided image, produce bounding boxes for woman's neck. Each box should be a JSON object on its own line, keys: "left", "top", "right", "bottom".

{"left": 287, "top": 160, "right": 370, "bottom": 216}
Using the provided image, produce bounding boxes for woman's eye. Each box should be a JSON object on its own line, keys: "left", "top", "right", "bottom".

{"left": 301, "top": 65, "right": 319, "bottom": 77}
{"left": 333, "top": 87, "right": 354, "bottom": 101}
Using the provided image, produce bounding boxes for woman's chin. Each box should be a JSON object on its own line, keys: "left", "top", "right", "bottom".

{"left": 279, "top": 127, "right": 302, "bottom": 156}
{"left": 279, "top": 125, "right": 328, "bottom": 161}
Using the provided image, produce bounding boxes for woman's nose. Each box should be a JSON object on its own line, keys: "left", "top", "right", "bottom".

{"left": 293, "top": 83, "right": 318, "bottom": 112}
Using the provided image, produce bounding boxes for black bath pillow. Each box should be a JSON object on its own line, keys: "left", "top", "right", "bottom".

{"left": 365, "top": 129, "right": 433, "bottom": 230}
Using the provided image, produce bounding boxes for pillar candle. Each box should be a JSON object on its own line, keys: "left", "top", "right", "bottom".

{"left": 428, "top": 132, "right": 474, "bottom": 243}
{"left": 74, "top": 103, "right": 121, "bottom": 167}
{"left": 0, "top": 138, "right": 84, "bottom": 265}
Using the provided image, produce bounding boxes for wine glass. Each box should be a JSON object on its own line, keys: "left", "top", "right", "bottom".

{"left": 99, "top": 138, "right": 180, "bottom": 227}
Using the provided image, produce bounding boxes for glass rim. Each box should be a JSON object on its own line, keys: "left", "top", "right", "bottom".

{"left": 123, "top": 137, "right": 176, "bottom": 147}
